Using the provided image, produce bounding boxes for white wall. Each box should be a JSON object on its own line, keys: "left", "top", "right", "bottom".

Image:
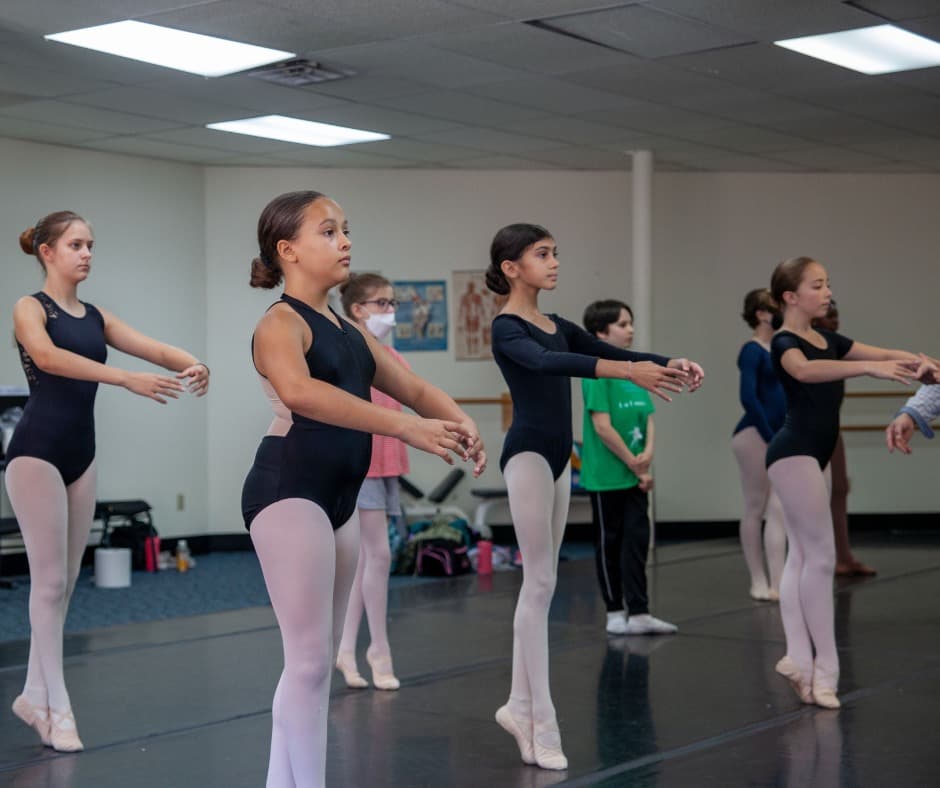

{"left": 652, "top": 173, "right": 940, "bottom": 519}
{"left": 0, "top": 137, "right": 207, "bottom": 537}
{"left": 3, "top": 140, "right": 937, "bottom": 537}
{"left": 204, "top": 168, "right": 634, "bottom": 532}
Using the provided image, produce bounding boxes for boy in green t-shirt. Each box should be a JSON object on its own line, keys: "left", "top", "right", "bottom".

{"left": 581, "top": 300, "right": 677, "bottom": 635}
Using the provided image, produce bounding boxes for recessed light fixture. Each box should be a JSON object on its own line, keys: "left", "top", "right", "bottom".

{"left": 207, "top": 115, "right": 390, "bottom": 147}
{"left": 45, "top": 20, "right": 293, "bottom": 78}
{"left": 775, "top": 24, "right": 940, "bottom": 74}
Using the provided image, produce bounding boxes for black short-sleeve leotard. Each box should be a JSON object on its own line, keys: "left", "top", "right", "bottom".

{"left": 241, "top": 294, "right": 376, "bottom": 530}
{"left": 765, "top": 328, "right": 854, "bottom": 470}
{"left": 491, "top": 313, "right": 670, "bottom": 479}
{"left": 5, "top": 292, "right": 107, "bottom": 485}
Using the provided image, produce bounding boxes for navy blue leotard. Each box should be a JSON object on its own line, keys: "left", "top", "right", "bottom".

{"left": 491, "top": 314, "right": 669, "bottom": 479}
{"left": 733, "top": 340, "right": 786, "bottom": 442}
{"left": 765, "top": 329, "right": 854, "bottom": 470}
{"left": 5, "top": 292, "right": 107, "bottom": 485}
{"left": 241, "top": 294, "right": 376, "bottom": 530}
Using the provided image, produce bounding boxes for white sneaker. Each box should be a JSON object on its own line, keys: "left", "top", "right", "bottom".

{"left": 606, "top": 611, "right": 628, "bottom": 635}
{"left": 625, "top": 614, "right": 678, "bottom": 635}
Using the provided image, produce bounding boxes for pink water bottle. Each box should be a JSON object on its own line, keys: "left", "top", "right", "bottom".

{"left": 477, "top": 540, "right": 493, "bottom": 575}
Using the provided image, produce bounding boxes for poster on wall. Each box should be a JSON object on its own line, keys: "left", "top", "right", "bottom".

{"left": 453, "top": 270, "right": 507, "bottom": 361}
{"left": 393, "top": 280, "right": 447, "bottom": 352}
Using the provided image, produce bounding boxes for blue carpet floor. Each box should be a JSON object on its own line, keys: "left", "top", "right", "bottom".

{"left": 0, "top": 542, "right": 595, "bottom": 643}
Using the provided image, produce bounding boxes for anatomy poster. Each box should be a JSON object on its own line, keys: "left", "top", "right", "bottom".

{"left": 393, "top": 280, "right": 447, "bottom": 352}
{"left": 453, "top": 270, "right": 506, "bottom": 360}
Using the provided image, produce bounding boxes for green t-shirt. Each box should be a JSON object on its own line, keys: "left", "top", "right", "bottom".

{"left": 580, "top": 378, "right": 655, "bottom": 491}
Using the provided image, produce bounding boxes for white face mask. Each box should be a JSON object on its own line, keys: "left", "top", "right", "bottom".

{"left": 365, "top": 312, "right": 396, "bottom": 340}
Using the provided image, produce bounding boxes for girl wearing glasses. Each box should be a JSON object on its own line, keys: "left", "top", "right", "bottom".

{"left": 335, "top": 274, "right": 406, "bottom": 691}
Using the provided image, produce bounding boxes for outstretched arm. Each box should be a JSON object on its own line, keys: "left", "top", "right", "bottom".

{"left": 99, "top": 307, "right": 209, "bottom": 396}
{"left": 780, "top": 347, "right": 917, "bottom": 386}
{"left": 12, "top": 296, "right": 184, "bottom": 403}
{"left": 257, "top": 310, "right": 479, "bottom": 470}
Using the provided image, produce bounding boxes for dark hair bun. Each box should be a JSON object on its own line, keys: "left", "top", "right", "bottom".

{"left": 250, "top": 257, "right": 283, "bottom": 289}
{"left": 19, "top": 227, "right": 36, "bottom": 255}
{"left": 484, "top": 266, "right": 510, "bottom": 295}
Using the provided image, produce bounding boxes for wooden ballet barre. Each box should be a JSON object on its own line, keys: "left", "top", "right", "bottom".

{"left": 845, "top": 391, "right": 915, "bottom": 399}
{"left": 841, "top": 423, "right": 940, "bottom": 432}
{"left": 454, "top": 393, "right": 513, "bottom": 431}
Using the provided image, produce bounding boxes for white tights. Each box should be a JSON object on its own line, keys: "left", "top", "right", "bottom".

{"left": 337, "top": 507, "right": 392, "bottom": 659}
{"left": 768, "top": 456, "right": 837, "bottom": 679}
{"left": 251, "top": 500, "right": 360, "bottom": 788}
{"left": 503, "top": 453, "right": 570, "bottom": 726}
{"left": 5, "top": 457, "right": 97, "bottom": 717}
{"left": 732, "top": 428, "right": 787, "bottom": 594}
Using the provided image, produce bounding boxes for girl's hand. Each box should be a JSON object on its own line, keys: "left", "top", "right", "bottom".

{"left": 914, "top": 354, "right": 940, "bottom": 384}
{"left": 177, "top": 363, "right": 210, "bottom": 396}
{"left": 668, "top": 358, "right": 705, "bottom": 391}
{"left": 638, "top": 473, "right": 654, "bottom": 492}
{"left": 124, "top": 371, "right": 185, "bottom": 403}
{"left": 398, "top": 415, "right": 473, "bottom": 464}
{"left": 886, "top": 413, "right": 915, "bottom": 454}
{"left": 867, "top": 360, "right": 918, "bottom": 385}
{"left": 457, "top": 418, "right": 487, "bottom": 476}
{"left": 633, "top": 449, "right": 653, "bottom": 475}
{"left": 626, "top": 362, "right": 687, "bottom": 402}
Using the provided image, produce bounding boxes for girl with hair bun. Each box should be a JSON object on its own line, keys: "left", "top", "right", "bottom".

{"left": 766, "top": 256, "right": 925, "bottom": 710}
{"left": 486, "top": 223, "right": 703, "bottom": 771}
{"left": 241, "top": 191, "right": 485, "bottom": 788}
{"left": 732, "top": 288, "right": 787, "bottom": 601}
{"left": 7, "top": 211, "right": 209, "bottom": 752}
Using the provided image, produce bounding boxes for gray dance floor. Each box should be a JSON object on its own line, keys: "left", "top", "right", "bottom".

{"left": 2, "top": 534, "right": 939, "bottom": 787}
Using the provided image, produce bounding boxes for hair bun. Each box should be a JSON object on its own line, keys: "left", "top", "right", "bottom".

{"left": 19, "top": 227, "right": 36, "bottom": 255}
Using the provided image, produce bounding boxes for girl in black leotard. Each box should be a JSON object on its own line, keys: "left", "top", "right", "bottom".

{"left": 486, "top": 223, "right": 703, "bottom": 771}
{"left": 766, "top": 256, "right": 923, "bottom": 711}
{"left": 243, "top": 191, "right": 485, "bottom": 788}
{"left": 7, "top": 211, "right": 209, "bottom": 752}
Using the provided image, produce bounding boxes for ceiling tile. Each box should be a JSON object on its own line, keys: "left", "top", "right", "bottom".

{"left": 264, "top": 146, "right": 417, "bottom": 167}
{"left": 0, "top": 60, "right": 117, "bottom": 100}
{"left": 346, "top": 137, "right": 483, "bottom": 161}
{"left": 578, "top": 102, "right": 728, "bottom": 135}
{"left": 308, "top": 41, "right": 531, "bottom": 89}
{"left": 305, "top": 75, "right": 434, "bottom": 103}
{"left": 671, "top": 124, "right": 815, "bottom": 153}
{"left": 79, "top": 135, "right": 234, "bottom": 164}
{"left": 66, "top": 86, "right": 249, "bottom": 125}
{"left": 467, "top": 76, "right": 629, "bottom": 113}
{"left": 529, "top": 145, "right": 633, "bottom": 168}
{"left": 371, "top": 89, "right": 546, "bottom": 127}
{"left": 437, "top": 1, "right": 618, "bottom": 21}
{"left": 502, "top": 114, "right": 634, "bottom": 145}
{"left": 850, "top": 137, "right": 940, "bottom": 164}
{"left": 564, "top": 59, "right": 737, "bottom": 103}
{"left": 412, "top": 126, "right": 564, "bottom": 153}
{"left": 542, "top": 4, "right": 753, "bottom": 58}
{"left": 0, "top": 115, "right": 116, "bottom": 144}
{"left": 428, "top": 22, "right": 638, "bottom": 75}
{"left": 772, "top": 146, "right": 897, "bottom": 170}
{"left": 851, "top": 1, "right": 940, "bottom": 20}
{"left": 148, "top": 126, "right": 301, "bottom": 154}
{"left": 445, "top": 153, "right": 560, "bottom": 169}
{"left": 677, "top": 154, "right": 804, "bottom": 172}
{"left": 0, "top": 100, "right": 184, "bottom": 135}
{"left": 640, "top": 0, "right": 882, "bottom": 40}
{"left": 292, "top": 103, "right": 460, "bottom": 136}
{"left": 0, "top": 1, "right": 213, "bottom": 33}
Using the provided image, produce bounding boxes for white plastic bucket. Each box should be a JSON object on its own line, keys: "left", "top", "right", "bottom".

{"left": 94, "top": 548, "right": 132, "bottom": 588}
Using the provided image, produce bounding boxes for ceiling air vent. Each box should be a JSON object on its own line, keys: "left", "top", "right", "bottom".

{"left": 245, "top": 58, "right": 355, "bottom": 86}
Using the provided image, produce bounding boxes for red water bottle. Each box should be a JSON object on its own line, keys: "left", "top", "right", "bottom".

{"left": 477, "top": 540, "right": 493, "bottom": 575}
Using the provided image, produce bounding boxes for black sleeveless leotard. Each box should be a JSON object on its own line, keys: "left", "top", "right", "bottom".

{"left": 241, "top": 294, "right": 376, "bottom": 530}
{"left": 5, "top": 292, "right": 107, "bottom": 485}
{"left": 765, "top": 328, "right": 854, "bottom": 470}
{"left": 491, "top": 314, "right": 669, "bottom": 479}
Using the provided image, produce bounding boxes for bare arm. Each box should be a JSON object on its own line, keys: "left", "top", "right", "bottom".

{"left": 256, "top": 309, "right": 477, "bottom": 468}
{"left": 12, "top": 297, "right": 184, "bottom": 403}
{"left": 100, "top": 307, "right": 209, "bottom": 396}
{"left": 635, "top": 415, "right": 655, "bottom": 471}
{"left": 844, "top": 341, "right": 919, "bottom": 364}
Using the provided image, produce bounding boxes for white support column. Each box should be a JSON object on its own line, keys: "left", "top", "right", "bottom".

{"left": 629, "top": 149, "right": 657, "bottom": 550}
{"left": 631, "top": 149, "right": 653, "bottom": 350}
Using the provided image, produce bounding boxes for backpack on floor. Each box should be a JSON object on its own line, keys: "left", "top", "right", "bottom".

{"left": 415, "top": 538, "right": 472, "bottom": 577}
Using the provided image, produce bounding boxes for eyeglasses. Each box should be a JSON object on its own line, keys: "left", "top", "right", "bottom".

{"left": 359, "top": 298, "right": 399, "bottom": 310}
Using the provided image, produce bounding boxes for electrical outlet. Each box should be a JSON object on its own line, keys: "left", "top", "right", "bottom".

{"left": 176, "top": 493, "right": 185, "bottom": 511}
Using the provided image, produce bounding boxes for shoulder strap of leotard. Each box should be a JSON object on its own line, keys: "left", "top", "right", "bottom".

{"left": 31, "top": 291, "right": 58, "bottom": 320}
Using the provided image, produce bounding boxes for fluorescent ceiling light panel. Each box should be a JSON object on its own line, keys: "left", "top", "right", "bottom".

{"left": 45, "top": 21, "right": 293, "bottom": 77}
{"left": 207, "top": 115, "right": 390, "bottom": 147}
{"left": 775, "top": 24, "right": 940, "bottom": 74}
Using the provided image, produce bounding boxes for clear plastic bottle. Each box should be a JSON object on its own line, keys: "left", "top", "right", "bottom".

{"left": 175, "top": 539, "right": 191, "bottom": 573}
